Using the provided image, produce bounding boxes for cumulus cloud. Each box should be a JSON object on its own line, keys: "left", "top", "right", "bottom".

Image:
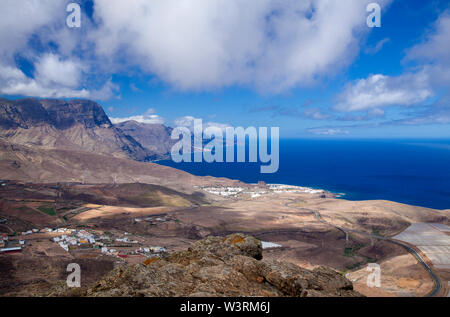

{"left": 34, "top": 54, "right": 84, "bottom": 88}
{"left": 174, "top": 116, "right": 230, "bottom": 131}
{"left": 334, "top": 72, "right": 433, "bottom": 112}
{"left": 0, "top": 64, "right": 90, "bottom": 99}
{"left": 0, "top": 0, "right": 395, "bottom": 98}
{"left": 110, "top": 108, "right": 165, "bottom": 125}
{"left": 0, "top": 1, "right": 117, "bottom": 99}
{"left": 91, "top": 0, "right": 386, "bottom": 92}
{"left": 0, "top": 62, "right": 117, "bottom": 100}
{"left": 0, "top": 0, "right": 64, "bottom": 61}
{"left": 334, "top": 11, "right": 450, "bottom": 116}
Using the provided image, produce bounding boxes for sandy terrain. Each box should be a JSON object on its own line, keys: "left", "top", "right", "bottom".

{"left": 72, "top": 205, "right": 173, "bottom": 222}
{"left": 347, "top": 254, "right": 434, "bottom": 297}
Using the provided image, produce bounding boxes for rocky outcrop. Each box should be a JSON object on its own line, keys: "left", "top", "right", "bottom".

{"left": 69, "top": 234, "right": 360, "bottom": 297}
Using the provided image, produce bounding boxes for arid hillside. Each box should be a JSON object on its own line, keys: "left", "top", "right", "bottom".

{"left": 0, "top": 139, "right": 239, "bottom": 191}
{"left": 0, "top": 98, "right": 171, "bottom": 161}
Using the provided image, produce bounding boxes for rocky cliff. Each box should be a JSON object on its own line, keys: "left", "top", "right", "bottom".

{"left": 115, "top": 120, "right": 175, "bottom": 157}
{"left": 0, "top": 98, "right": 156, "bottom": 161}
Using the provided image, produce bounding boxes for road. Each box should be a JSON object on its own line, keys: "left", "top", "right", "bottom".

{"left": 210, "top": 199, "right": 443, "bottom": 296}
{"left": 306, "top": 206, "right": 442, "bottom": 297}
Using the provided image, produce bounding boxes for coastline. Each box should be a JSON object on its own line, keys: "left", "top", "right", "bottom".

{"left": 156, "top": 137, "right": 450, "bottom": 210}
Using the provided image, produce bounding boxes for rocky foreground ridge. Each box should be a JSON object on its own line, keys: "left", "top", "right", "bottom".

{"left": 62, "top": 234, "right": 361, "bottom": 297}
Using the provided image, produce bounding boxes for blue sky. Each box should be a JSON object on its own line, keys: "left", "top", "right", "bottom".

{"left": 1, "top": 0, "right": 449, "bottom": 138}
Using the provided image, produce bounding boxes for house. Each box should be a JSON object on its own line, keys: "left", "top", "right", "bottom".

{"left": 150, "top": 246, "right": 166, "bottom": 253}
{"left": 58, "top": 242, "right": 69, "bottom": 252}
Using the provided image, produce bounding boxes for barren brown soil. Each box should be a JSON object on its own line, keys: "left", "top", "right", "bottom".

{"left": 0, "top": 181, "right": 448, "bottom": 297}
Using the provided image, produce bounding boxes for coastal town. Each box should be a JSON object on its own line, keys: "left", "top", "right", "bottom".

{"left": 200, "top": 183, "right": 334, "bottom": 199}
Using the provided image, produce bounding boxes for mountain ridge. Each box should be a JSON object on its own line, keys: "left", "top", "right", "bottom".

{"left": 0, "top": 98, "right": 174, "bottom": 161}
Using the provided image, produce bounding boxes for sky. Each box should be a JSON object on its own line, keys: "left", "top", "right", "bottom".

{"left": 0, "top": 0, "right": 449, "bottom": 138}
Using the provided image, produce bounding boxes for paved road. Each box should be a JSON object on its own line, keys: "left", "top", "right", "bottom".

{"left": 211, "top": 199, "right": 443, "bottom": 297}
{"left": 308, "top": 207, "right": 442, "bottom": 297}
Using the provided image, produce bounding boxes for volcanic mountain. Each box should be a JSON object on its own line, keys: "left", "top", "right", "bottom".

{"left": 115, "top": 120, "right": 175, "bottom": 157}
{"left": 0, "top": 98, "right": 160, "bottom": 161}
{"left": 0, "top": 98, "right": 239, "bottom": 188}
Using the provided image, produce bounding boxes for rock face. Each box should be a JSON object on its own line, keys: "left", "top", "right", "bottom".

{"left": 74, "top": 234, "right": 360, "bottom": 297}
{"left": 0, "top": 98, "right": 157, "bottom": 161}
{"left": 115, "top": 120, "right": 175, "bottom": 157}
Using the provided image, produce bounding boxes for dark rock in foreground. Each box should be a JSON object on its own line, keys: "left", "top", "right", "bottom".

{"left": 62, "top": 234, "right": 361, "bottom": 297}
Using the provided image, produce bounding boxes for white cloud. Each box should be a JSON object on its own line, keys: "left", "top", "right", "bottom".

{"left": 364, "top": 38, "right": 390, "bottom": 55}
{"left": 110, "top": 115, "right": 165, "bottom": 125}
{"left": 334, "top": 11, "right": 450, "bottom": 115}
{"left": 0, "top": 1, "right": 64, "bottom": 61}
{"left": 174, "top": 115, "right": 230, "bottom": 131}
{"left": 34, "top": 54, "right": 83, "bottom": 88}
{"left": 406, "top": 12, "right": 450, "bottom": 66}
{"left": 0, "top": 1, "right": 114, "bottom": 100}
{"left": 0, "top": 64, "right": 90, "bottom": 99}
{"left": 91, "top": 0, "right": 387, "bottom": 92}
{"left": 0, "top": 62, "right": 117, "bottom": 100}
{"left": 89, "top": 80, "right": 119, "bottom": 101}
{"left": 110, "top": 108, "right": 165, "bottom": 125}
{"left": 405, "top": 12, "right": 450, "bottom": 89}
{"left": 308, "top": 128, "right": 349, "bottom": 136}
{"left": 334, "top": 72, "right": 432, "bottom": 112}
{"left": 0, "top": 0, "right": 395, "bottom": 99}
{"left": 174, "top": 116, "right": 196, "bottom": 128}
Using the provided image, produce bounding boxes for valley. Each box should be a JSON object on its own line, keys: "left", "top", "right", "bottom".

{"left": 0, "top": 180, "right": 448, "bottom": 297}
{"left": 0, "top": 97, "right": 448, "bottom": 297}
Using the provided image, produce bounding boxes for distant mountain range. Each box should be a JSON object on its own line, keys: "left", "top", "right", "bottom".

{"left": 0, "top": 98, "right": 174, "bottom": 162}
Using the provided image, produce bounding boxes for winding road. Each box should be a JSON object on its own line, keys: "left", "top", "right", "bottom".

{"left": 306, "top": 206, "right": 442, "bottom": 297}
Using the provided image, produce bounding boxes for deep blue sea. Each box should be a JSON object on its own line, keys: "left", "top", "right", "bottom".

{"left": 158, "top": 139, "right": 450, "bottom": 210}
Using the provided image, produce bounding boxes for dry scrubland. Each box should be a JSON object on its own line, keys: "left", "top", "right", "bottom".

{"left": 0, "top": 180, "right": 448, "bottom": 297}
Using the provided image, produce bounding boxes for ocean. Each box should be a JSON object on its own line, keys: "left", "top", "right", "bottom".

{"left": 158, "top": 139, "right": 450, "bottom": 210}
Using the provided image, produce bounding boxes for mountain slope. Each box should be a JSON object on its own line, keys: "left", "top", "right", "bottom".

{"left": 0, "top": 139, "right": 239, "bottom": 190}
{"left": 0, "top": 98, "right": 156, "bottom": 161}
{"left": 115, "top": 120, "right": 175, "bottom": 157}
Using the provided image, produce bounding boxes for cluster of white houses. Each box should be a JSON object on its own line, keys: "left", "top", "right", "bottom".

{"left": 51, "top": 228, "right": 167, "bottom": 258}
{"left": 1, "top": 224, "right": 168, "bottom": 257}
